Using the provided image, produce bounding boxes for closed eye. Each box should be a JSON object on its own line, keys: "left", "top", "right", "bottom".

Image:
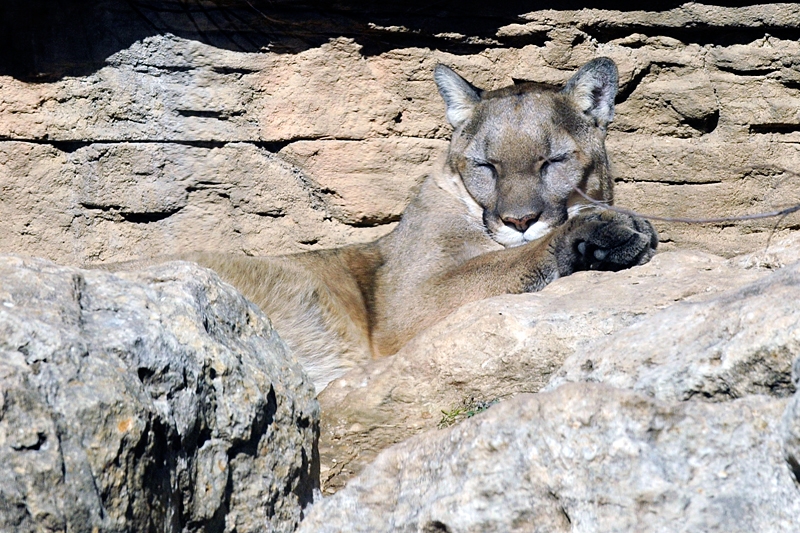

{"left": 545, "top": 153, "right": 569, "bottom": 165}
{"left": 541, "top": 153, "right": 570, "bottom": 173}
{"left": 472, "top": 160, "right": 497, "bottom": 173}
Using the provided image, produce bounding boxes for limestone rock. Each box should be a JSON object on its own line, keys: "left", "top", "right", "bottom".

{"left": 783, "top": 356, "right": 800, "bottom": 487}
{"left": 317, "top": 232, "right": 800, "bottom": 491}
{"left": 0, "top": 255, "right": 318, "bottom": 532}
{"left": 608, "top": 133, "right": 800, "bottom": 257}
{"left": 278, "top": 137, "right": 447, "bottom": 225}
{"left": 299, "top": 383, "right": 800, "bottom": 533}
{"left": 4, "top": 4, "right": 800, "bottom": 263}
{"left": 316, "top": 249, "right": 769, "bottom": 492}
{"left": 546, "top": 261, "right": 800, "bottom": 402}
{"left": 0, "top": 141, "right": 395, "bottom": 265}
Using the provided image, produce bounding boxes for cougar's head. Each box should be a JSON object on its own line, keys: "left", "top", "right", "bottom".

{"left": 434, "top": 58, "right": 618, "bottom": 247}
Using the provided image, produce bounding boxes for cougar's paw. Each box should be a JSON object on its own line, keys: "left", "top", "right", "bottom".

{"left": 554, "top": 210, "right": 658, "bottom": 275}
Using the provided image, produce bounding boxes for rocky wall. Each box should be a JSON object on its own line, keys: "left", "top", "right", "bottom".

{"left": 1, "top": 2, "right": 800, "bottom": 264}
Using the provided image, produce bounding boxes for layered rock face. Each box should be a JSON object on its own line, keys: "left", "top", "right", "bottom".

{"left": 0, "top": 256, "right": 318, "bottom": 532}
{"left": 2, "top": 2, "right": 800, "bottom": 264}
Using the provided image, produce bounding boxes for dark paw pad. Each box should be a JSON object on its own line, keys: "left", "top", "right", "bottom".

{"left": 557, "top": 212, "right": 658, "bottom": 275}
{"left": 576, "top": 240, "right": 618, "bottom": 271}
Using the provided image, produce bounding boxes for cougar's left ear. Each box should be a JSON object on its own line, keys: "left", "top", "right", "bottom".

{"left": 434, "top": 64, "right": 482, "bottom": 129}
{"left": 562, "top": 57, "right": 618, "bottom": 129}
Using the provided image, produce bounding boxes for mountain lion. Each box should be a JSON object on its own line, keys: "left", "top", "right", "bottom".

{"left": 118, "top": 58, "right": 657, "bottom": 392}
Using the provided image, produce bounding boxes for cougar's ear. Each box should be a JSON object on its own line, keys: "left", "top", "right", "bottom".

{"left": 434, "top": 64, "right": 482, "bottom": 128}
{"left": 562, "top": 57, "right": 618, "bottom": 129}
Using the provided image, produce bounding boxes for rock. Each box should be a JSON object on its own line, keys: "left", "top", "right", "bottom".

{"left": 316, "top": 248, "right": 769, "bottom": 492}
{"left": 783, "top": 357, "right": 800, "bottom": 486}
{"left": 546, "top": 261, "right": 800, "bottom": 402}
{"left": 4, "top": 4, "right": 800, "bottom": 263}
{"left": 608, "top": 134, "right": 800, "bottom": 257}
{"left": 299, "top": 383, "right": 800, "bottom": 533}
{"left": 0, "top": 141, "right": 395, "bottom": 265}
{"left": 317, "top": 231, "right": 800, "bottom": 491}
{"left": 278, "top": 137, "right": 448, "bottom": 226}
{"left": 0, "top": 255, "right": 318, "bottom": 532}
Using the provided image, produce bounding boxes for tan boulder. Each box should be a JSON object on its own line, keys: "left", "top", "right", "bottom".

{"left": 317, "top": 234, "right": 800, "bottom": 492}
{"left": 4, "top": 5, "right": 800, "bottom": 263}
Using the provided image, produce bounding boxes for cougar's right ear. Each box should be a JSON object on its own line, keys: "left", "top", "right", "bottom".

{"left": 434, "top": 64, "right": 482, "bottom": 129}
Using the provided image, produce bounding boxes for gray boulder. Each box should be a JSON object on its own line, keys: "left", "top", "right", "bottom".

{"left": 301, "top": 249, "right": 800, "bottom": 530}
{"left": 0, "top": 255, "right": 318, "bottom": 532}
{"left": 546, "top": 261, "right": 800, "bottom": 402}
{"left": 299, "top": 383, "right": 799, "bottom": 533}
{"left": 782, "top": 357, "right": 800, "bottom": 487}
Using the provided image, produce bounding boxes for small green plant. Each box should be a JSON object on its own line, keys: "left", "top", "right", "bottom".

{"left": 437, "top": 397, "right": 500, "bottom": 429}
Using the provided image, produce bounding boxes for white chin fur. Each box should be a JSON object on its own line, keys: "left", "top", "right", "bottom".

{"left": 493, "top": 220, "right": 554, "bottom": 247}
{"left": 523, "top": 220, "right": 553, "bottom": 242}
{"left": 494, "top": 225, "right": 527, "bottom": 247}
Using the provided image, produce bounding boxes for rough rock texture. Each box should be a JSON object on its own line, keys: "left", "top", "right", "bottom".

{"left": 304, "top": 232, "right": 800, "bottom": 524}
{"left": 299, "top": 384, "right": 800, "bottom": 533}
{"left": 0, "top": 255, "right": 318, "bottom": 532}
{"left": 317, "top": 232, "right": 800, "bottom": 492}
{"left": 546, "top": 263, "right": 800, "bottom": 402}
{"left": 783, "top": 356, "right": 800, "bottom": 486}
{"left": 2, "top": 2, "right": 800, "bottom": 264}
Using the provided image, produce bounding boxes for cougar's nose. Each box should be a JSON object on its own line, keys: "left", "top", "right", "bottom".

{"left": 502, "top": 212, "right": 541, "bottom": 232}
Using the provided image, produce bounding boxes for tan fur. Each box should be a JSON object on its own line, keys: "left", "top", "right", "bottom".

{"left": 104, "top": 59, "right": 657, "bottom": 392}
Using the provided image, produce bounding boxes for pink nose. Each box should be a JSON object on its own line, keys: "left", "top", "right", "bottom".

{"left": 502, "top": 213, "right": 539, "bottom": 232}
